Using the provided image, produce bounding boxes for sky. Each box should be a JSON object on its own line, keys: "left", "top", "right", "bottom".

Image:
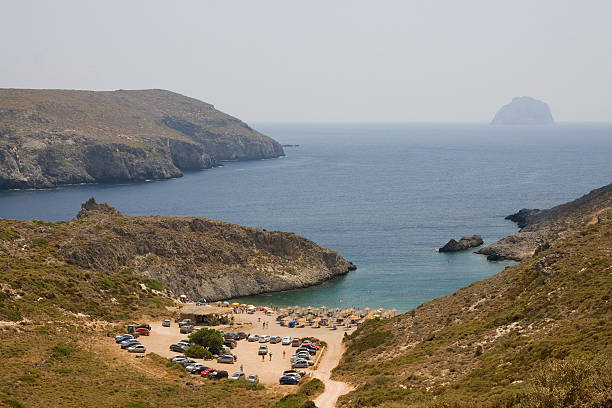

{"left": 1, "top": 0, "right": 611, "bottom": 123}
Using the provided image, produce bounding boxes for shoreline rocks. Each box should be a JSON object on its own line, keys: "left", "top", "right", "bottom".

{"left": 439, "top": 235, "right": 484, "bottom": 252}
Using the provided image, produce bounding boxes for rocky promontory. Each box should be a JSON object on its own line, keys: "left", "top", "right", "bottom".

{"left": 491, "top": 96, "right": 554, "bottom": 125}
{"left": 1, "top": 198, "right": 355, "bottom": 301}
{"left": 0, "top": 89, "right": 284, "bottom": 189}
{"left": 477, "top": 182, "right": 612, "bottom": 261}
{"left": 439, "top": 235, "right": 483, "bottom": 252}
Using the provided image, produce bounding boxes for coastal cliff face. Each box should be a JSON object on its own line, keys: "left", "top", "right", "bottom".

{"left": 0, "top": 89, "right": 284, "bottom": 189}
{"left": 477, "top": 183, "right": 612, "bottom": 261}
{"left": 0, "top": 198, "right": 354, "bottom": 306}
{"left": 491, "top": 96, "right": 555, "bottom": 125}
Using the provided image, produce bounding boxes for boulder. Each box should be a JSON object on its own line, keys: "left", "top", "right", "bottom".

{"left": 439, "top": 235, "right": 484, "bottom": 252}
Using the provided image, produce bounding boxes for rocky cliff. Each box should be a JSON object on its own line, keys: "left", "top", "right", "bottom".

{"left": 477, "top": 183, "right": 612, "bottom": 261}
{"left": 0, "top": 89, "right": 284, "bottom": 189}
{"left": 0, "top": 198, "right": 354, "bottom": 304}
{"left": 491, "top": 96, "right": 555, "bottom": 125}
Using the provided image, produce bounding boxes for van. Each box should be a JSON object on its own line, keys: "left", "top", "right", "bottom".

{"left": 292, "top": 338, "right": 301, "bottom": 347}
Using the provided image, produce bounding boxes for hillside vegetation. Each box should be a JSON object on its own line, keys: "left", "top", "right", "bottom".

{"left": 0, "top": 198, "right": 354, "bottom": 322}
{"left": 333, "top": 209, "right": 612, "bottom": 407}
{"left": 0, "top": 88, "right": 284, "bottom": 189}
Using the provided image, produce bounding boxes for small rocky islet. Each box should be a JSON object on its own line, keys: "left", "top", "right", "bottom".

{"left": 438, "top": 234, "right": 484, "bottom": 252}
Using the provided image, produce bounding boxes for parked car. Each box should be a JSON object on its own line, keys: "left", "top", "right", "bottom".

{"left": 178, "top": 340, "right": 192, "bottom": 347}
{"left": 217, "top": 354, "right": 236, "bottom": 364}
{"left": 200, "top": 367, "right": 216, "bottom": 377}
{"left": 162, "top": 319, "right": 171, "bottom": 327}
{"left": 283, "top": 369, "right": 306, "bottom": 378}
{"left": 247, "top": 374, "right": 259, "bottom": 384}
{"left": 258, "top": 345, "right": 268, "bottom": 355}
{"left": 128, "top": 344, "right": 146, "bottom": 353}
{"left": 230, "top": 372, "right": 246, "bottom": 381}
{"left": 292, "top": 359, "right": 310, "bottom": 369}
{"left": 135, "top": 323, "right": 151, "bottom": 331}
{"left": 121, "top": 339, "right": 140, "bottom": 349}
{"left": 235, "top": 332, "right": 247, "bottom": 340}
{"left": 187, "top": 363, "right": 206, "bottom": 373}
{"left": 207, "top": 370, "right": 229, "bottom": 380}
{"left": 191, "top": 365, "right": 211, "bottom": 374}
{"left": 292, "top": 338, "right": 301, "bottom": 347}
{"left": 223, "top": 332, "right": 236, "bottom": 339}
{"left": 224, "top": 340, "right": 236, "bottom": 349}
{"left": 297, "top": 347, "right": 316, "bottom": 355}
{"left": 282, "top": 336, "right": 292, "bottom": 345}
{"left": 247, "top": 334, "right": 260, "bottom": 342}
{"left": 115, "top": 334, "right": 134, "bottom": 343}
{"left": 258, "top": 336, "right": 267, "bottom": 343}
{"left": 179, "top": 358, "right": 197, "bottom": 367}
{"left": 169, "top": 344, "right": 187, "bottom": 353}
{"left": 209, "top": 347, "right": 224, "bottom": 356}
{"left": 270, "top": 336, "right": 281, "bottom": 344}
{"left": 168, "top": 355, "right": 184, "bottom": 362}
{"left": 180, "top": 325, "right": 193, "bottom": 334}
{"left": 179, "top": 319, "right": 193, "bottom": 327}
{"left": 280, "top": 375, "right": 300, "bottom": 385}
{"left": 134, "top": 327, "right": 150, "bottom": 336}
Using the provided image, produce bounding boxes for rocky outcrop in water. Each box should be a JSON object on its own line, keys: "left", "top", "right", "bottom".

{"left": 491, "top": 96, "right": 554, "bottom": 125}
{"left": 477, "top": 183, "right": 612, "bottom": 261}
{"left": 0, "top": 89, "right": 284, "bottom": 189}
{"left": 439, "top": 235, "right": 483, "bottom": 252}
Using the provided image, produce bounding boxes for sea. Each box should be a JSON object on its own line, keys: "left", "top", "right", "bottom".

{"left": 1, "top": 123, "right": 611, "bottom": 312}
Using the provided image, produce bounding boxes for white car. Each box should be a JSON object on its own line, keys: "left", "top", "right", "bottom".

{"left": 128, "top": 344, "right": 146, "bottom": 353}
{"left": 248, "top": 334, "right": 260, "bottom": 342}
{"left": 282, "top": 336, "right": 292, "bottom": 345}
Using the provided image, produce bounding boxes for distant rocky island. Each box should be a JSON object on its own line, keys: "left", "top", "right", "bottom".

{"left": 0, "top": 89, "right": 285, "bottom": 189}
{"left": 439, "top": 234, "right": 483, "bottom": 252}
{"left": 491, "top": 96, "right": 555, "bottom": 125}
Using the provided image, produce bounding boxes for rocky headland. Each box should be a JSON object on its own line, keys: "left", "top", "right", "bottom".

{"left": 477, "top": 182, "right": 612, "bottom": 261}
{"left": 1, "top": 198, "right": 355, "bottom": 303}
{"left": 439, "top": 234, "right": 483, "bottom": 252}
{"left": 0, "top": 89, "right": 284, "bottom": 189}
{"left": 491, "top": 96, "right": 555, "bottom": 125}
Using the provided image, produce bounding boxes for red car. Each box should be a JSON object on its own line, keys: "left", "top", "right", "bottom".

{"left": 200, "top": 368, "right": 216, "bottom": 377}
{"left": 135, "top": 327, "right": 150, "bottom": 336}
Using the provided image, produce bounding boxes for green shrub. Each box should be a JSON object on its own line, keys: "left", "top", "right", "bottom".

{"left": 0, "top": 227, "right": 20, "bottom": 240}
{"left": 184, "top": 345, "right": 212, "bottom": 359}
{"left": 143, "top": 278, "right": 163, "bottom": 291}
{"left": 188, "top": 328, "right": 224, "bottom": 349}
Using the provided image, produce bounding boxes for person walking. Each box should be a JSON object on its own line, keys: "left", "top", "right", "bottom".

{"left": 282, "top": 350, "right": 285, "bottom": 359}
{"left": 262, "top": 354, "right": 265, "bottom": 362}
{"left": 269, "top": 352, "right": 272, "bottom": 361}
{"left": 240, "top": 364, "right": 244, "bottom": 372}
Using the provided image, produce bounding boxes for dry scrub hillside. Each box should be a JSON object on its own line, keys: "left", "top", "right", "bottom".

{"left": 334, "top": 209, "right": 612, "bottom": 407}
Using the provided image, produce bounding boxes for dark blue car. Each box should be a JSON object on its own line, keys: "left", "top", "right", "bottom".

{"left": 115, "top": 334, "right": 133, "bottom": 343}
{"left": 279, "top": 375, "right": 300, "bottom": 385}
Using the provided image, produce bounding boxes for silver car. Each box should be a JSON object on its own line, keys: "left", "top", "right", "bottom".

{"left": 247, "top": 374, "right": 259, "bottom": 384}
{"left": 128, "top": 344, "right": 146, "bottom": 353}
{"left": 282, "top": 336, "right": 292, "bottom": 345}
{"left": 217, "top": 354, "right": 236, "bottom": 364}
{"left": 162, "top": 319, "right": 171, "bottom": 327}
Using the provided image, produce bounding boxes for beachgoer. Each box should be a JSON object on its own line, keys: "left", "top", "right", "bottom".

{"left": 240, "top": 364, "right": 243, "bottom": 372}
{"left": 269, "top": 352, "right": 272, "bottom": 361}
{"left": 283, "top": 350, "right": 285, "bottom": 359}
{"left": 258, "top": 317, "right": 261, "bottom": 322}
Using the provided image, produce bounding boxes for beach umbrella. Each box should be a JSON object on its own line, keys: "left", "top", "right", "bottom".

{"left": 320, "top": 306, "right": 327, "bottom": 310}
{"left": 223, "top": 301, "right": 230, "bottom": 305}
{"left": 363, "top": 307, "right": 371, "bottom": 311}
{"left": 348, "top": 315, "right": 360, "bottom": 320}
{"left": 231, "top": 302, "right": 240, "bottom": 306}
{"left": 240, "top": 304, "right": 247, "bottom": 307}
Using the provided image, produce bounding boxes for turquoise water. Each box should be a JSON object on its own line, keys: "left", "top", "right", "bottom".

{"left": 1, "top": 123, "right": 611, "bottom": 311}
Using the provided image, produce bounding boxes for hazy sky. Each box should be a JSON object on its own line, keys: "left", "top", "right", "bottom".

{"left": 2, "top": 1, "right": 611, "bottom": 122}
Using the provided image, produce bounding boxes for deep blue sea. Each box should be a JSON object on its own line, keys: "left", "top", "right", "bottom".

{"left": 1, "top": 124, "right": 611, "bottom": 311}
